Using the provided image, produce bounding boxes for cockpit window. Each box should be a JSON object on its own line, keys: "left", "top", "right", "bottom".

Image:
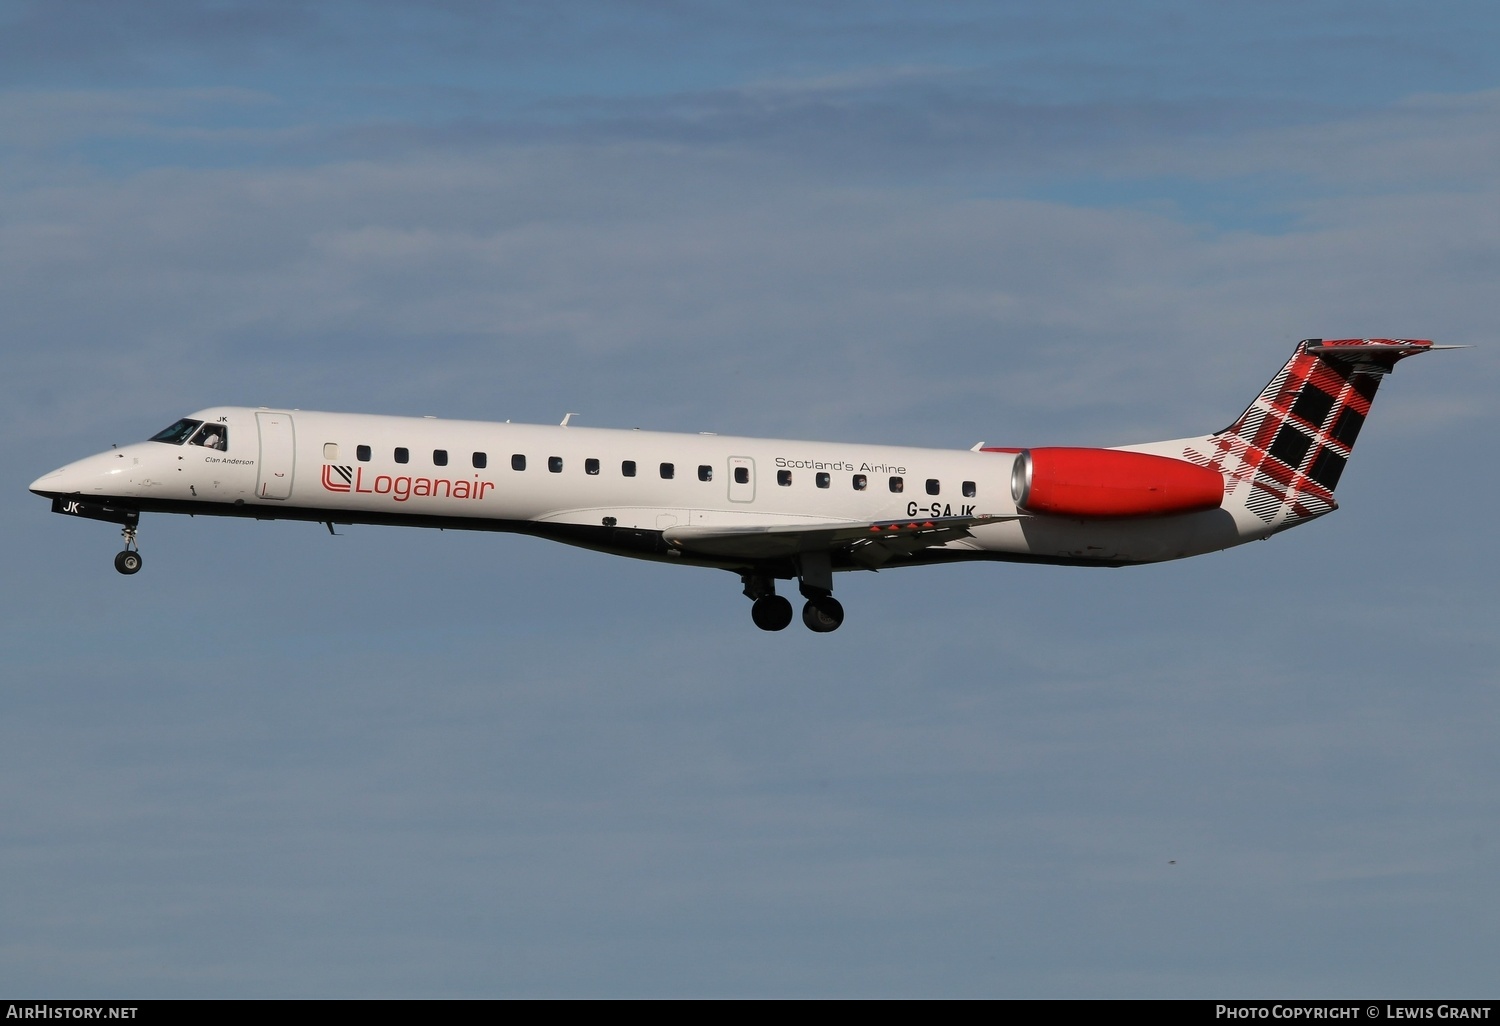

{"left": 191, "top": 424, "right": 228, "bottom": 450}
{"left": 149, "top": 418, "right": 203, "bottom": 445}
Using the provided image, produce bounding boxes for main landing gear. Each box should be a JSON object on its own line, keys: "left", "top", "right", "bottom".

{"left": 801, "top": 594, "right": 844, "bottom": 633}
{"left": 750, "top": 593, "right": 794, "bottom": 631}
{"left": 114, "top": 521, "right": 142, "bottom": 575}
{"left": 741, "top": 551, "right": 846, "bottom": 633}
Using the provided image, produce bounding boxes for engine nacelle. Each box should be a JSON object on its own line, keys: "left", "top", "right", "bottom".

{"left": 1010, "top": 447, "right": 1224, "bottom": 518}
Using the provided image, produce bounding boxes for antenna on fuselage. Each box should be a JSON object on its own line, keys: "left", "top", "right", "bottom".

{"left": 560, "top": 412, "right": 579, "bottom": 427}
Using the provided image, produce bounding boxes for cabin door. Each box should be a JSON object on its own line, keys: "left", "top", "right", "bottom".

{"left": 255, "top": 411, "right": 296, "bottom": 500}
{"left": 728, "top": 457, "right": 755, "bottom": 502}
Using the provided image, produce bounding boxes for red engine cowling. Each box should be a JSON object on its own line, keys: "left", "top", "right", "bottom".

{"left": 1010, "top": 447, "right": 1224, "bottom": 518}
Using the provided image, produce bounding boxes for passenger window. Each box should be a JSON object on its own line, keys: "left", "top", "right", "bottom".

{"left": 191, "top": 424, "right": 227, "bottom": 451}
{"left": 660, "top": 463, "right": 674, "bottom": 480}
{"left": 889, "top": 476, "right": 904, "bottom": 493}
{"left": 622, "top": 460, "right": 637, "bottom": 477}
{"left": 511, "top": 454, "right": 526, "bottom": 471}
{"left": 586, "top": 458, "right": 600, "bottom": 475}
{"left": 963, "top": 481, "right": 976, "bottom": 498}
{"left": 778, "top": 470, "right": 792, "bottom": 486}
{"left": 816, "top": 472, "right": 830, "bottom": 489}
{"left": 549, "top": 456, "right": 563, "bottom": 473}
{"left": 734, "top": 467, "right": 749, "bottom": 485}
{"left": 395, "top": 447, "right": 409, "bottom": 464}
{"left": 433, "top": 449, "right": 448, "bottom": 467}
{"left": 323, "top": 443, "right": 339, "bottom": 460}
{"left": 926, "top": 479, "right": 940, "bottom": 495}
{"left": 472, "top": 452, "right": 487, "bottom": 469}
{"left": 698, "top": 465, "right": 712, "bottom": 482}
{"left": 853, "top": 474, "right": 867, "bottom": 491}
{"left": 357, "top": 445, "right": 372, "bottom": 462}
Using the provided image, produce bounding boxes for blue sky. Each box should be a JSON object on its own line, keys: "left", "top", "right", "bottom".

{"left": 4, "top": 1, "right": 1498, "bottom": 997}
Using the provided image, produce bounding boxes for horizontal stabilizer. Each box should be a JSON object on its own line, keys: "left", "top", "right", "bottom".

{"left": 1304, "top": 340, "right": 1464, "bottom": 356}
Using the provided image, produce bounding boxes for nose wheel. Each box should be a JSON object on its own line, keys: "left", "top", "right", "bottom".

{"left": 114, "top": 523, "right": 142, "bottom": 575}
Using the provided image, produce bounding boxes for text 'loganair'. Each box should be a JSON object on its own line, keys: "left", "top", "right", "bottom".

{"left": 31, "top": 339, "right": 1451, "bottom": 633}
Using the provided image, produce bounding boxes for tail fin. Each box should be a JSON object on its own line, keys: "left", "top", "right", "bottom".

{"left": 1188, "top": 339, "right": 1438, "bottom": 526}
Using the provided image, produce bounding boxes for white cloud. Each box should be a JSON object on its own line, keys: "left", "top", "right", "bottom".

{"left": 0, "top": 87, "right": 278, "bottom": 149}
{"left": 6, "top": 99, "right": 1495, "bottom": 450}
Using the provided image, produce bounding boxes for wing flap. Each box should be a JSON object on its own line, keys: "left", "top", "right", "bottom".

{"left": 662, "top": 514, "right": 1020, "bottom": 561}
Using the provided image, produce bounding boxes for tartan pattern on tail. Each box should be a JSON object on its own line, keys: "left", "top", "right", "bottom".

{"left": 1181, "top": 339, "right": 1432, "bottom": 525}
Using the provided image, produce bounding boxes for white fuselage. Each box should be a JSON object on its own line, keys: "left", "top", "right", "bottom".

{"left": 31, "top": 406, "right": 1265, "bottom": 572}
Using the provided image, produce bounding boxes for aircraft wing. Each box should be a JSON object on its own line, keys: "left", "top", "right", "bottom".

{"left": 662, "top": 513, "right": 1021, "bottom": 566}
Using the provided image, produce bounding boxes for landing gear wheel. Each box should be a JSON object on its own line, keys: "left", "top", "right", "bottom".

{"left": 751, "top": 595, "right": 794, "bottom": 631}
{"left": 115, "top": 520, "right": 142, "bottom": 575}
{"left": 801, "top": 596, "right": 844, "bottom": 633}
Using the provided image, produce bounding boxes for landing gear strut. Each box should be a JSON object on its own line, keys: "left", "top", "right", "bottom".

{"left": 114, "top": 520, "right": 142, "bottom": 575}
{"left": 796, "top": 550, "right": 843, "bottom": 633}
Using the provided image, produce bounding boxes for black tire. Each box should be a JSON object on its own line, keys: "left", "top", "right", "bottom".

{"left": 114, "top": 550, "right": 142, "bottom": 575}
{"left": 801, "top": 596, "right": 844, "bottom": 633}
{"left": 751, "top": 595, "right": 794, "bottom": 631}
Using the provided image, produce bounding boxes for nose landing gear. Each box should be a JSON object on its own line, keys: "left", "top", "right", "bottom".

{"left": 114, "top": 521, "right": 142, "bottom": 575}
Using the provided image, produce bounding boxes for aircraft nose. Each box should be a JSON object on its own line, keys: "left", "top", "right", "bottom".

{"left": 29, "top": 450, "right": 125, "bottom": 498}
{"left": 30, "top": 467, "right": 66, "bottom": 497}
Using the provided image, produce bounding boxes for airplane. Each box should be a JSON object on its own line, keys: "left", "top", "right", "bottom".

{"left": 30, "top": 338, "right": 1448, "bottom": 632}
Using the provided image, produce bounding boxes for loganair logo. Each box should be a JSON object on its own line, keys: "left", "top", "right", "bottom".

{"left": 321, "top": 464, "right": 495, "bottom": 503}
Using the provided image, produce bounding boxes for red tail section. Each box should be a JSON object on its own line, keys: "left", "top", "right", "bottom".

{"left": 1187, "top": 339, "right": 1435, "bottom": 525}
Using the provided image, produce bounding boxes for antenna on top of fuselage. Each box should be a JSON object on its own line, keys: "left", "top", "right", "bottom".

{"left": 560, "top": 412, "right": 579, "bottom": 427}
